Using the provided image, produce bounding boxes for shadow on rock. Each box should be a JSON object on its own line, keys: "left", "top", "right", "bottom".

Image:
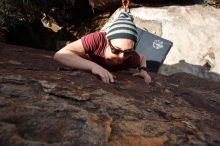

{"left": 159, "top": 60, "right": 220, "bottom": 81}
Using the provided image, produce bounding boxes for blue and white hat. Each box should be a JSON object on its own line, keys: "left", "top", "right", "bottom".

{"left": 106, "top": 12, "right": 137, "bottom": 42}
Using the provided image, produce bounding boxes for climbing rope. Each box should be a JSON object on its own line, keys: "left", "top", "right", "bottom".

{"left": 122, "top": 0, "right": 130, "bottom": 12}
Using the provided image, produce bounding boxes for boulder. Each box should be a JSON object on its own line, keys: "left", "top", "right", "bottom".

{"left": 0, "top": 43, "right": 220, "bottom": 146}
{"left": 0, "top": 29, "right": 5, "bottom": 42}
{"left": 0, "top": 0, "right": 91, "bottom": 50}
{"left": 88, "top": 0, "right": 121, "bottom": 11}
{"left": 88, "top": 0, "right": 220, "bottom": 11}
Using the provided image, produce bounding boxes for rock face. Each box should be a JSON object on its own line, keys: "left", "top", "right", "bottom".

{"left": 102, "top": 5, "right": 220, "bottom": 81}
{"left": 0, "top": 42, "right": 220, "bottom": 146}
{"left": 0, "top": 29, "right": 5, "bottom": 43}
{"left": 1, "top": 0, "right": 92, "bottom": 50}
{"left": 88, "top": 0, "right": 121, "bottom": 11}
{"left": 88, "top": 0, "right": 220, "bottom": 10}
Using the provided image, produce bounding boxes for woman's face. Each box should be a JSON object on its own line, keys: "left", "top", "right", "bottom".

{"left": 106, "top": 38, "right": 135, "bottom": 64}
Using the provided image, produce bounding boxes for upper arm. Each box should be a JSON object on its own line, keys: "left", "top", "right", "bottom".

{"left": 55, "top": 32, "right": 104, "bottom": 59}
{"left": 56, "top": 39, "right": 87, "bottom": 58}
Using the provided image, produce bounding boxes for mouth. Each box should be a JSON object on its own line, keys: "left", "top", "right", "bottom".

{"left": 105, "top": 59, "right": 124, "bottom": 65}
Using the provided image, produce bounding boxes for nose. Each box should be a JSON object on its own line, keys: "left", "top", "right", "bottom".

{"left": 118, "top": 52, "right": 124, "bottom": 58}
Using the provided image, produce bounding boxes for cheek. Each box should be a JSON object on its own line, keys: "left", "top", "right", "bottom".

{"left": 110, "top": 52, "right": 120, "bottom": 58}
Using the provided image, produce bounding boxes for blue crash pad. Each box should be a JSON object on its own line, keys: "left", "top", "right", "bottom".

{"left": 135, "top": 27, "right": 173, "bottom": 72}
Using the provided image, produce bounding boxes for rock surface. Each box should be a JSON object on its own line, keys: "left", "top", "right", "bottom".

{"left": 102, "top": 5, "right": 220, "bottom": 81}
{"left": 88, "top": 0, "right": 220, "bottom": 10}
{"left": 0, "top": 42, "right": 220, "bottom": 146}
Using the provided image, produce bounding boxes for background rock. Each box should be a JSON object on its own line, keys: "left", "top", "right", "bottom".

{"left": 102, "top": 5, "right": 220, "bottom": 81}
{"left": 88, "top": 0, "right": 220, "bottom": 10}
{"left": 0, "top": 0, "right": 92, "bottom": 50}
{"left": 1, "top": 0, "right": 219, "bottom": 50}
{"left": 88, "top": 0, "right": 121, "bottom": 11}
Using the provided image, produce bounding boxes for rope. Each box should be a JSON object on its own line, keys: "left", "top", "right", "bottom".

{"left": 122, "top": 0, "right": 130, "bottom": 12}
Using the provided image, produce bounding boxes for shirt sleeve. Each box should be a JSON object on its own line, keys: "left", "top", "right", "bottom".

{"left": 81, "top": 32, "right": 102, "bottom": 54}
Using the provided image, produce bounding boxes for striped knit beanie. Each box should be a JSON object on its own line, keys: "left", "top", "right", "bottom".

{"left": 106, "top": 12, "right": 137, "bottom": 42}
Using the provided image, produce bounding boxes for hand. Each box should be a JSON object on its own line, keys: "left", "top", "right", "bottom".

{"left": 132, "top": 70, "right": 151, "bottom": 84}
{"left": 91, "top": 65, "right": 115, "bottom": 84}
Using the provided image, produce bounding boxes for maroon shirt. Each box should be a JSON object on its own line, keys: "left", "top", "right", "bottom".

{"left": 81, "top": 32, "right": 140, "bottom": 71}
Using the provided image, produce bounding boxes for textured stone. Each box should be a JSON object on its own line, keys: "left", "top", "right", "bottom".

{"left": 0, "top": 43, "right": 220, "bottom": 146}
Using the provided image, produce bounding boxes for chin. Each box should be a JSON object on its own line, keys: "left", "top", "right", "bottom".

{"left": 113, "top": 60, "right": 125, "bottom": 65}
{"left": 115, "top": 60, "right": 124, "bottom": 64}
{"left": 106, "top": 59, "right": 124, "bottom": 65}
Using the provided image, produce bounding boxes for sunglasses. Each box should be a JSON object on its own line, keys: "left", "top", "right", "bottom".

{"left": 109, "top": 40, "right": 135, "bottom": 56}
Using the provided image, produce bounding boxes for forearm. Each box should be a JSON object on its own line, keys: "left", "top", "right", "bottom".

{"left": 54, "top": 50, "right": 98, "bottom": 71}
{"left": 133, "top": 53, "right": 151, "bottom": 84}
{"left": 139, "top": 53, "right": 147, "bottom": 67}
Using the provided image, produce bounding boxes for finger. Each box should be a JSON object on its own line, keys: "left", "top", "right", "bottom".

{"left": 132, "top": 72, "right": 140, "bottom": 76}
{"left": 108, "top": 72, "right": 114, "bottom": 83}
{"left": 104, "top": 73, "right": 110, "bottom": 84}
{"left": 144, "top": 77, "right": 149, "bottom": 84}
{"left": 100, "top": 73, "right": 108, "bottom": 83}
{"left": 103, "top": 77, "right": 109, "bottom": 84}
{"left": 147, "top": 74, "right": 152, "bottom": 82}
{"left": 145, "top": 76, "right": 151, "bottom": 84}
{"left": 148, "top": 77, "right": 152, "bottom": 83}
{"left": 100, "top": 76, "right": 106, "bottom": 83}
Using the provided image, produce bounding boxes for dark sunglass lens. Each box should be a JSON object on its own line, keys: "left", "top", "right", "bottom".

{"left": 114, "top": 49, "right": 121, "bottom": 54}
{"left": 110, "top": 47, "right": 119, "bottom": 54}
{"left": 109, "top": 40, "right": 134, "bottom": 56}
{"left": 110, "top": 44, "right": 120, "bottom": 54}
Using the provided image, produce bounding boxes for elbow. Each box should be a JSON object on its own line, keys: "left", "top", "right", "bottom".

{"left": 54, "top": 51, "right": 62, "bottom": 61}
{"left": 54, "top": 50, "right": 68, "bottom": 62}
{"left": 54, "top": 50, "right": 77, "bottom": 62}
